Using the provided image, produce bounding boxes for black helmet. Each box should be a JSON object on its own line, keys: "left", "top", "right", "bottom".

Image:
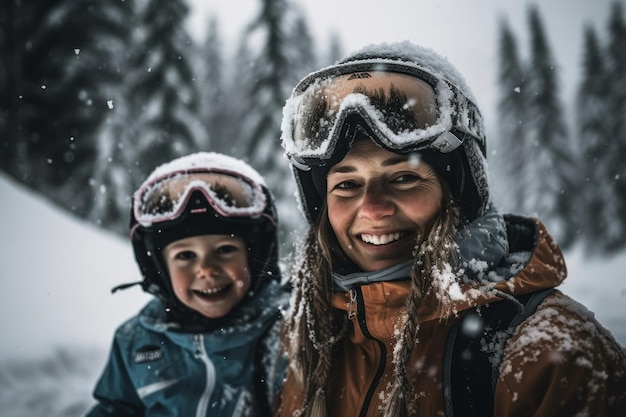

{"left": 127, "top": 152, "right": 279, "bottom": 327}
{"left": 281, "top": 41, "right": 489, "bottom": 223}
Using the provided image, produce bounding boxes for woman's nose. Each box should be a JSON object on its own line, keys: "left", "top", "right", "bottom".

{"left": 358, "top": 185, "right": 395, "bottom": 220}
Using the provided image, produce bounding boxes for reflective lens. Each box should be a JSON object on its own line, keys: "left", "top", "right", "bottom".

{"left": 282, "top": 63, "right": 483, "bottom": 167}
{"left": 134, "top": 170, "right": 267, "bottom": 227}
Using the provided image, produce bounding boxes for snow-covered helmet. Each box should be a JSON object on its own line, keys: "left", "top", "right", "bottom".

{"left": 281, "top": 41, "right": 489, "bottom": 223}
{"left": 128, "top": 152, "right": 279, "bottom": 323}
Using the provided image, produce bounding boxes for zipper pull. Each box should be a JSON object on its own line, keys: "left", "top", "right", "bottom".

{"left": 348, "top": 288, "right": 357, "bottom": 320}
{"left": 193, "top": 334, "right": 203, "bottom": 358}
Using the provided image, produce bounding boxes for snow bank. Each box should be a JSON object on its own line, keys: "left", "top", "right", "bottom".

{"left": 0, "top": 173, "right": 151, "bottom": 361}
{"left": 559, "top": 245, "right": 626, "bottom": 345}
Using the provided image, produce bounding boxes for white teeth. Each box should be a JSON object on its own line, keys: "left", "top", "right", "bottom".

{"left": 361, "top": 232, "right": 402, "bottom": 245}
{"left": 197, "top": 285, "right": 227, "bottom": 295}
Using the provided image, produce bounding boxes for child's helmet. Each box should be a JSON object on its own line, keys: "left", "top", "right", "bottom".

{"left": 128, "top": 152, "right": 279, "bottom": 326}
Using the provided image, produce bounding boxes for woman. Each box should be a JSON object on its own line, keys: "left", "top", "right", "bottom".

{"left": 275, "top": 41, "right": 626, "bottom": 417}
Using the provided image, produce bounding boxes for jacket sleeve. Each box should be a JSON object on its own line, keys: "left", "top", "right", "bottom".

{"left": 85, "top": 333, "right": 144, "bottom": 417}
{"left": 494, "top": 291, "right": 626, "bottom": 417}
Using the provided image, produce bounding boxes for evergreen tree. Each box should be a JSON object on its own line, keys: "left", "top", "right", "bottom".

{"left": 0, "top": 0, "right": 132, "bottom": 213}
{"left": 287, "top": 12, "right": 317, "bottom": 81}
{"left": 196, "top": 15, "right": 229, "bottom": 153}
{"left": 325, "top": 31, "right": 344, "bottom": 66}
{"left": 493, "top": 17, "right": 530, "bottom": 214}
{"left": 576, "top": 25, "right": 617, "bottom": 252}
{"left": 525, "top": 5, "right": 578, "bottom": 247}
{"left": 130, "top": 0, "right": 204, "bottom": 173}
{"left": 606, "top": 1, "right": 626, "bottom": 250}
{"left": 235, "top": 0, "right": 314, "bottom": 240}
{"left": 88, "top": 0, "right": 204, "bottom": 233}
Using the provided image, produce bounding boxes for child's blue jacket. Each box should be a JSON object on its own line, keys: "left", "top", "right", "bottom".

{"left": 86, "top": 280, "right": 289, "bottom": 417}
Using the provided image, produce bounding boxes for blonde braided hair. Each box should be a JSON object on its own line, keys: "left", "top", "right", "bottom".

{"left": 281, "top": 209, "right": 347, "bottom": 417}
{"left": 383, "top": 197, "right": 460, "bottom": 416}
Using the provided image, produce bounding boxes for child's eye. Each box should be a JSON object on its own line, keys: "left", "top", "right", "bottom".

{"left": 216, "top": 244, "right": 240, "bottom": 255}
{"left": 174, "top": 250, "right": 196, "bottom": 260}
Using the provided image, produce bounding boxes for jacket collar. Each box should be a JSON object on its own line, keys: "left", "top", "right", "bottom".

{"left": 332, "top": 261, "right": 413, "bottom": 292}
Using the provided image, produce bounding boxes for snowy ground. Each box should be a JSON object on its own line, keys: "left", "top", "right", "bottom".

{"left": 1, "top": 173, "right": 625, "bottom": 416}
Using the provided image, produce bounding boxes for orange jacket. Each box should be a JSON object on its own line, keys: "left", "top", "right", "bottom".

{"left": 275, "top": 218, "right": 626, "bottom": 416}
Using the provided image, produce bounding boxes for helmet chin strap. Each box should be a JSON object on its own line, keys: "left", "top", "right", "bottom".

{"left": 110, "top": 280, "right": 143, "bottom": 294}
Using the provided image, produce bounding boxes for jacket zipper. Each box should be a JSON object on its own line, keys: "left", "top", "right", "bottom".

{"left": 350, "top": 287, "right": 387, "bottom": 417}
{"left": 194, "top": 334, "right": 216, "bottom": 417}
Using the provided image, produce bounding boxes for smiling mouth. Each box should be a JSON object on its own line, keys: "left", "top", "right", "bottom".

{"left": 360, "top": 232, "right": 407, "bottom": 246}
{"left": 193, "top": 284, "right": 231, "bottom": 298}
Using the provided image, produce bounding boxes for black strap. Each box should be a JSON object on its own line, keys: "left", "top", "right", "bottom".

{"left": 443, "top": 288, "right": 555, "bottom": 417}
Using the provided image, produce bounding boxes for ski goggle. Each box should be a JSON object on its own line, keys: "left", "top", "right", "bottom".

{"left": 281, "top": 61, "right": 484, "bottom": 169}
{"left": 133, "top": 169, "right": 268, "bottom": 228}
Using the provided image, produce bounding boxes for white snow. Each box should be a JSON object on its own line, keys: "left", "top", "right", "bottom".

{"left": 0, "top": 173, "right": 151, "bottom": 361}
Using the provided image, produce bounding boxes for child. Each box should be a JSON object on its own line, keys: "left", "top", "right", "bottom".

{"left": 86, "top": 152, "right": 289, "bottom": 417}
{"left": 275, "top": 41, "right": 626, "bottom": 416}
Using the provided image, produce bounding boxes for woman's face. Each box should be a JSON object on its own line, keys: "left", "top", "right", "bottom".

{"left": 326, "top": 140, "right": 443, "bottom": 272}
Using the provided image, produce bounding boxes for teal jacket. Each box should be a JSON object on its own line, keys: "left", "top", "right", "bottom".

{"left": 87, "top": 280, "right": 289, "bottom": 417}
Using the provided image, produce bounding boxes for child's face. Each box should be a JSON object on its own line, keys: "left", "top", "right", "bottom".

{"left": 163, "top": 234, "right": 251, "bottom": 319}
{"left": 326, "top": 139, "right": 443, "bottom": 272}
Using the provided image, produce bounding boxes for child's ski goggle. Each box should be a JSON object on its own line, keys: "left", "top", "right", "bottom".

{"left": 281, "top": 60, "right": 484, "bottom": 169}
{"left": 133, "top": 169, "right": 268, "bottom": 228}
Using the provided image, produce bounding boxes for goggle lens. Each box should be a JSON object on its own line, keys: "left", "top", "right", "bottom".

{"left": 282, "top": 66, "right": 483, "bottom": 166}
{"left": 134, "top": 171, "right": 266, "bottom": 227}
{"left": 296, "top": 72, "right": 437, "bottom": 138}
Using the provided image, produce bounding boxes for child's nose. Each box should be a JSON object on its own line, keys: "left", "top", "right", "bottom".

{"left": 196, "top": 261, "right": 221, "bottom": 279}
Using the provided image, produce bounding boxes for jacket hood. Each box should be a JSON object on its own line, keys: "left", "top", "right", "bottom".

{"left": 419, "top": 213, "right": 567, "bottom": 322}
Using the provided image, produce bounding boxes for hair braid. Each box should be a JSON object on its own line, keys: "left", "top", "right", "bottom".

{"left": 282, "top": 223, "right": 343, "bottom": 417}
{"left": 384, "top": 197, "right": 460, "bottom": 417}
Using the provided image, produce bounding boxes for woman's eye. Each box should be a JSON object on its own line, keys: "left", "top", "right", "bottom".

{"left": 393, "top": 174, "right": 421, "bottom": 183}
{"left": 336, "top": 180, "right": 358, "bottom": 190}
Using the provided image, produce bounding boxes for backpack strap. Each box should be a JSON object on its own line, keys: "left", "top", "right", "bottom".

{"left": 442, "top": 288, "right": 555, "bottom": 417}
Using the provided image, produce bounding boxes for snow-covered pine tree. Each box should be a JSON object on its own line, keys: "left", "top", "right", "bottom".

{"left": 195, "top": 15, "right": 229, "bottom": 154}
{"left": 88, "top": 0, "right": 206, "bottom": 234}
{"left": 525, "top": 5, "right": 578, "bottom": 248}
{"left": 325, "top": 32, "right": 344, "bottom": 67}
{"left": 576, "top": 25, "right": 617, "bottom": 253}
{"left": 0, "top": 0, "right": 132, "bottom": 218}
{"left": 606, "top": 1, "right": 626, "bottom": 251}
{"left": 232, "top": 0, "right": 315, "bottom": 242}
{"left": 127, "top": 0, "right": 205, "bottom": 175}
{"left": 494, "top": 17, "right": 531, "bottom": 215}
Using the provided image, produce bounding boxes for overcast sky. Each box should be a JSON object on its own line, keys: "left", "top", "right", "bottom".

{"left": 187, "top": 0, "right": 622, "bottom": 131}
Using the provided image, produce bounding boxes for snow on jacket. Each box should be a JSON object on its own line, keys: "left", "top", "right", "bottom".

{"left": 275, "top": 213, "right": 626, "bottom": 417}
{"left": 87, "top": 279, "right": 289, "bottom": 417}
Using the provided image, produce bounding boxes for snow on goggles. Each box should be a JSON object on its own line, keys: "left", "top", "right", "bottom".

{"left": 281, "top": 61, "right": 483, "bottom": 169}
{"left": 133, "top": 169, "right": 267, "bottom": 228}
